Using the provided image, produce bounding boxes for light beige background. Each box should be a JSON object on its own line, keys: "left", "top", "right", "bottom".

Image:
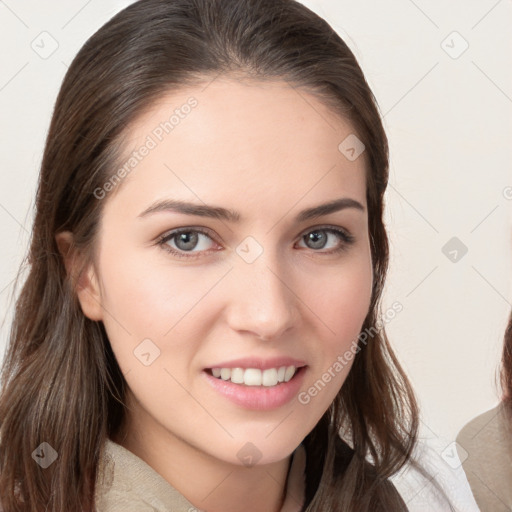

{"left": 0, "top": 0, "right": 511, "bottom": 451}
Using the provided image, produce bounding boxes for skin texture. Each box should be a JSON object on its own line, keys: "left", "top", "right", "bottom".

{"left": 57, "top": 77, "right": 373, "bottom": 512}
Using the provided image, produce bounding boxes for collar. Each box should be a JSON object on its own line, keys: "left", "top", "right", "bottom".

{"left": 95, "top": 438, "right": 306, "bottom": 512}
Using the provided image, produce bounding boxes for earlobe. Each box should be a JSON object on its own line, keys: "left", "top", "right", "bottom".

{"left": 55, "top": 231, "right": 104, "bottom": 321}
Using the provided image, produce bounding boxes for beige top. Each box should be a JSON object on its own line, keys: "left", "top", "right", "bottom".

{"left": 456, "top": 403, "right": 512, "bottom": 511}
{"left": 94, "top": 438, "right": 306, "bottom": 512}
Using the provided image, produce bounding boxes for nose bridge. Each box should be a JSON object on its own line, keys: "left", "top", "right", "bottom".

{"left": 228, "top": 240, "right": 297, "bottom": 339}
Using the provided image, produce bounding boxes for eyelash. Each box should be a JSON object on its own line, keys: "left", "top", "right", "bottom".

{"left": 156, "top": 226, "right": 355, "bottom": 260}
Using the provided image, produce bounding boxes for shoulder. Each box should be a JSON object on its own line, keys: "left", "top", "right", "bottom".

{"left": 95, "top": 438, "right": 206, "bottom": 512}
{"left": 456, "top": 403, "right": 512, "bottom": 511}
{"left": 457, "top": 403, "right": 511, "bottom": 451}
{"left": 456, "top": 402, "right": 512, "bottom": 475}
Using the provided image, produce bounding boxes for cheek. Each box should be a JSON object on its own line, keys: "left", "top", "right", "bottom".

{"left": 332, "top": 263, "right": 372, "bottom": 339}
{"left": 97, "top": 253, "right": 222, "bottom": 419}
{"left": 298, "top": 253, "right": 372, "bottom": 403}
{"left": 96, "top": 247, "right": 223, "bottom": 370}
{"left": 305, "top": 255, "right": 372, "bottom": 343}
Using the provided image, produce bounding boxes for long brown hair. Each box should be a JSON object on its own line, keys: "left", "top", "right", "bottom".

{"left": 0, "top": 0, "right": 447, "bottom": 510}
{"left": 500, "top": 310, "right": 512, "bottom": 409}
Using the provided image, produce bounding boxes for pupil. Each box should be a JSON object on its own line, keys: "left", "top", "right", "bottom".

{"left": 177, "top": 232, "right": 198, "bottom": 250}
{"left": 308, "top": 231, "right": 326, "bottom": 249}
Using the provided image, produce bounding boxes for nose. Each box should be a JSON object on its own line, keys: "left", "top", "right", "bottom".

{"left": 225, "top": 250, "right": 299, "bottom": 341}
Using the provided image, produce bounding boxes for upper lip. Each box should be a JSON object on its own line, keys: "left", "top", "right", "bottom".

{"left": 205, "top": 357, "right": 307, "bottom": 371}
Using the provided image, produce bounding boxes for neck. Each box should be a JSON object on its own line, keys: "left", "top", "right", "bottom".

{"left": 112, "top": 406, "right": 295, "bottom": 512}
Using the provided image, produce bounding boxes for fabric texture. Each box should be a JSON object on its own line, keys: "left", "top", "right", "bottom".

{"left": 390, "top": 433, "right": 481, "bottom": 512}
{"left": 0, "top": 434, "right": 481, "bottom": 511}
{"left": 456, "top": 402, "right": 512, "bottom": 511}
{"left": 94, "top": 439, "right": 306, "bottom": 512}
{"left": 93, "top": 432, "right": 483, "bottom": 511}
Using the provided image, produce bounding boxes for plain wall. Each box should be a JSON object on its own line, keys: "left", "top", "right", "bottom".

{"left": 0, "top": 0, "right": 511, "bottom": 447}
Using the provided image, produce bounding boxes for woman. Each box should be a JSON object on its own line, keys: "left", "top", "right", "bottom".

{"left": 457, "top": 311, "right": 512, "bottom": 511}
{"left": 0, "top": 0, "right": 461, "bottom": 510}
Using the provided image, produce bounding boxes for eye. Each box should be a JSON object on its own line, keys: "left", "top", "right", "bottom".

{"left": 156, "top": 225, "right": 355, "bottom": 260}
{"left": 296, "top": 226, "right": 355, "bottom": 254}
{"left": 157, "top": 228, "right": 219, "bottom": 259}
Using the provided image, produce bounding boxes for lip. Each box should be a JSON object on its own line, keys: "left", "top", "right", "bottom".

{"left": 202, "top": 365, "right": 307, "bottom": 410}
{"left": 204, "top": 357, "right": 307, "bottom": 371}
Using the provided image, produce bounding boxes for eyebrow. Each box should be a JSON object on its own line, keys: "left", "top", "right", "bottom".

{"left": 137, "top": 197, "right": 365, "bottom": 223}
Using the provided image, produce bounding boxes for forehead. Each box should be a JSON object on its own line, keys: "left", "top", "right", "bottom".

{"left": 105, "top": 78, "right": 367, "bottom": 217}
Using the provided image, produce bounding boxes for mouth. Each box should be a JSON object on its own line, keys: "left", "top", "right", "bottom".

{"left": 204, "top": 365, "right": 305, "bottom": 387}
{"left": 202, "top": 365, "right": 308, "bottom": 410}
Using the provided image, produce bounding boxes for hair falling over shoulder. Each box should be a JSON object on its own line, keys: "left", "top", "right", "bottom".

{"left": 500, "top": 310, "right": 512, "bottom": 412}
{"left": 0, "top": 1, "right": 449, "bottom": 510}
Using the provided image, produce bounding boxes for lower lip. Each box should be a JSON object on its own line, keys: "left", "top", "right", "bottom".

{"left": 202, "top": 367, "right": 307, "bottom": 410}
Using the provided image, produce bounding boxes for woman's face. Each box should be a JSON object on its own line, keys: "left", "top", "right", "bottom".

{"left": 78, "top": 77, "right": 372, "bottom": 465}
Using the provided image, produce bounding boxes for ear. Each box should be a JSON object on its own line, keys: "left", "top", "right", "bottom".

{"left": 55, "top": 231, "right": 104, "bottom": 321}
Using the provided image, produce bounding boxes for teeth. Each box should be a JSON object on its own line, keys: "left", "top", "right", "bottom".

{"left": 284, "top": 366, "right": 296, "bottom": 382}
{"left": 262, "top": 368, "right": 277, "bottom": 386}
{"left": 220, "top": 368, "right": 231, "bottom": 380}
{"left": 210, "top": 366, "right": 298, "bottom": 386}
{"left": 243, "top": 368, "right": 262, "bottom": 386}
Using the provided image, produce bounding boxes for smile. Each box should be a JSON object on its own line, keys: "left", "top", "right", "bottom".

{"left": 208, "top": 366, "right": 298, "bottom": 387}
{"left": 202, "top": 366, "right": 307, "bottom": 410}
